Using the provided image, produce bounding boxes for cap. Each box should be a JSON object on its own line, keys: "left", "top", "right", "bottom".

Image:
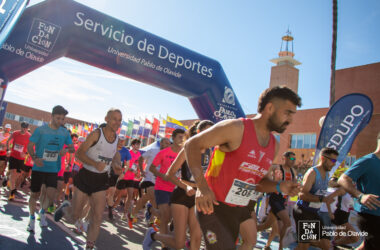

{"left": 21, "top": 122, "right": 29, "bottom": 128}
{"left": 118, "top": 134, "right": 126, "bottom": 140}
{"left": 5, "top": 124, "right": 11, "bottom": 129}
{"left": 52, "top": 105, "right": 68, "bottom": 115}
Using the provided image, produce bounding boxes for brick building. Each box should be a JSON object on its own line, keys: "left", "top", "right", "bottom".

{"left": 1, "top": 101, "right": 87, "bottom": 133}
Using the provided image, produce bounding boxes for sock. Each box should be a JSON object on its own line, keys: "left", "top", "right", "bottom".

{"left": 30, "top": 214, "right": 35, "bottom": 220}
{"left": 40, "top": 209, "right": 45, "bottom": 214}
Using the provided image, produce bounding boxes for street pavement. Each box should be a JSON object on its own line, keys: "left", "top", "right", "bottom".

{"left": 0, "top": 185, "right": 360, "bottom": 250}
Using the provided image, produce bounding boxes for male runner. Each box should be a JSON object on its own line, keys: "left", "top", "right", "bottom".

{"left": 26, "top": 105, "right": 74, "bottom": 232}
{"left": 184, "top": 86, "right": 301, "bottom": 250}
{"left": 6, "top": 122, "right": 31, "bottom": 200}
{"left": 55, "top": 108, "right": 123, "bottom": 249}
{"left": 293, "top": 147, "right": 339, "bottom": 250}
{"left": 268, "top": 151, "right": 297, "bottom": 248}
{"left": 338, "top": 132, "right": 380, "bottom": 250}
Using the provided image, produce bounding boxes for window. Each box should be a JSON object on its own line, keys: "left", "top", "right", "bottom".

{"left": 5, "top": 112, "right": 15, "bottom": 120}
{"left": 290, "top": 133, "right": 317, "bottom": 149}
{"left": 345, "top": 155, "right": 356, "bottom": 167}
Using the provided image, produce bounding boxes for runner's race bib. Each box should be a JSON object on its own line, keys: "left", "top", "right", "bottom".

{"left": 43, "top": 149, "right": 59, "bottom": 162}
{"left": 225, "top": 179, "right": 261, "bottom": 206}
{"left": 14, "top": 144, "right": 24, "bottom": 152}
{"left": 131, "top": 164, "right": 137, "bottom": 171}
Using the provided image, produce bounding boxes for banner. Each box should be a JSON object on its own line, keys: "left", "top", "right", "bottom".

{"left": 313, "top": 93, "right": 373, "bottom": 175}
{"left": 0, "top": 0, "right": 28, "bottom": 47}
{"left": 0, "top": 0, "right": 245, "bottom": 123}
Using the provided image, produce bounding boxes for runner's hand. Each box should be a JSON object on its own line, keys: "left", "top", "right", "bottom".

{"left": 140, "top": 171, "right": 146, "bottom": 178}
{"left": 34, "top": 158, "right": 44, "bottom": 167}
{"left": 195, "top": 188, "right": 219, "bottom": 215}
{"left": 323, "top": 194, "right": 335, "bottom": 205}
{"left": 328, "top": 212, "right": 335, "bottom": 220}
{"left": 96, "top": 161, "right": 106, "bottom": 172}
{"left": 59, "top": 148, "right": 68, "bottom": 157}
{"left": 280, "top": 181, "right": 300, "bottom": 197}
{"left": 360, "top": 194, "right": 380, "bottom": 210}
{"left": 185, "top": 185, "right": 195, "bottom": 196}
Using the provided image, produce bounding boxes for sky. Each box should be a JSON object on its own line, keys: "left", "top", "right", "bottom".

{"left": 4, "top": 0, "right": 380, "bottom": 124}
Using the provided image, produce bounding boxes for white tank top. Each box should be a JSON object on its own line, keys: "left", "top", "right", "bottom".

{"left": 82, "top": 128, "right": 117, "bottom": 173}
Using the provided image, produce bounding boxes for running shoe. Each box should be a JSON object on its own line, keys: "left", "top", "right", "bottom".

{"left": 127, "top": 213, "right": 133, "bottom": 229}
{"left": 145, "top": 202, "right": 152, "bottom": 221}
{"left": 27, "top": 218, "right": 35, "bottom": 233}
{"left": 154, "top": 218, "right": 160, "bottom": 227}
{"left": 54, "top": 200, "right": 70, "bottom": 222}
{"left": 47, "top": 205, "right": 55, "bottom": 214}
{"left": 281, "top": 226, "right": 295, "bottom": 248}
{"left": 8, "top": 194, "right": 15, "bottom": 201}
{"left": 1, "top": 177, "right": 7, "bottom": 187}
{"left": 142, "top": 227, "right": 156, "bottom": 250}
{"left": 74, "top": 220, "right": 83, "bottom": 234}
{"left": 40, "top": 213, "right": 48, "bottom": 227}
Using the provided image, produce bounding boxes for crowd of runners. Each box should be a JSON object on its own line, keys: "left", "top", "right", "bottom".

{"left": 0, "top": 86, "right": 379, "bottom": 250}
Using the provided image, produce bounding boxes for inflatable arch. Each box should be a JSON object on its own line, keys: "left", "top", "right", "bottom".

{"left": 0, "top": 0, "right": 245, "bottom": 122}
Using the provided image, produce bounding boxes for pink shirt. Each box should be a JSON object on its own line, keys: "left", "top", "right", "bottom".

{"left": 152, "top": 147, "right": 178, "bottom": 192}
{"left": 124, "top": 150, "right": 141, "bottom": 180}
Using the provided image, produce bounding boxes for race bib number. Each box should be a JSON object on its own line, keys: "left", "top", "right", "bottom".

{"left": 43, "top": 149, "right": 59, "bottom": 162}
{"left": 225, "top": 179, "right": 261, "bottom": 206}
{"left": 131, "top": 164, "right": 137, "bottom": 171}
{"left": 14, "top": 144, "right": 24, "bottom": 152}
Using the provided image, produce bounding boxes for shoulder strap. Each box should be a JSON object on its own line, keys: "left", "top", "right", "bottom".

{"left": 280, "top": 165, "right": 285, "bottom": 181}
{"left": 290, "top": 167, "right": 295, "bottom": 180}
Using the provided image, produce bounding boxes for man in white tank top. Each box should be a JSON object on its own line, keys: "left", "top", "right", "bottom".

{"left": 55, "top": 108, "right": 123, "bottom": 249}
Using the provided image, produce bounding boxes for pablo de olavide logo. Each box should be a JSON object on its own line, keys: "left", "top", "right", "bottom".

{"left": 298, "top": 220, "right": 320, "bottom": 242}
{"left": 222, "top": 87, "right": 235, "bottom": 105}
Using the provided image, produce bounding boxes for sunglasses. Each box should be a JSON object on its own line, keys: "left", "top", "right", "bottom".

{"left": 288, "top": 157, "right": 296, "bottom": 161}
{"left": 323, "top": 155, "right": 337, "bottom": 163}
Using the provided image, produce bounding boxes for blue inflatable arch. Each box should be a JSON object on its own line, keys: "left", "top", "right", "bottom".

{"left": 0, "top": 0, "right": 245, "bottom": 122}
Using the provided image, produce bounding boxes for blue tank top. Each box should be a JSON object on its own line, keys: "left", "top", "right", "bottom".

{"left": 297, "top": 166, "right": 329, "bottom": 211}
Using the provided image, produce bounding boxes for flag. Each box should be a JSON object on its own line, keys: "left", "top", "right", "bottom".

{"left": 158, "top": 119, "right": 166, "bottom": 138}
{"left": 137, "top": 119, "right": 144, "bottom": 137}
{"left": 151, "top": 118, "right": 160, "bottom": 135}
{"left": 166, "top": 115, "right": 187, "bottom": 130}
{"left": 165, "top": 127, "right": 175, "bottom": 138}
{"left": 143, "top": 118, "right": 152, "bottom": 138}
{"left": 132, "top": 119, "right": 140, "bottom": 138}
{"left": 126, "top": 120, "right": 133, "bottom": 138}
{"left": 313, "top": 93, "right": 373, "bottom": 176}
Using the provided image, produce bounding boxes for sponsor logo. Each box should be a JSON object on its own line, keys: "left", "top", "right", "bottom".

{"left": 239, "top": 162, "right": 268, "bottom": 177}
{"left": 27, "top": 18, "right": 61, "bottom": 52}
{"left": 222, "top": 87, "right": 235, "bottom": 105}
{"left": 206, "top": 230, "right": 217, "bottom": 244}
{"left": 214, "top": 106, "right": 236, "bottom": 120}
{"left": 298, "top": 220, "right": 320, "bottom": 242}
{"left": 248, "top": 150, "right": 256, "bottom": 158}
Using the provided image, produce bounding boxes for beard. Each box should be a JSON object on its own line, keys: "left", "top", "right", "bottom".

{"left": 267, "top": 113, "right": 289, "bottom": 133}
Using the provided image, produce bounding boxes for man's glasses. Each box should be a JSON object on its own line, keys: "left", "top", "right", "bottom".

{"left": 322, "top": 155, "right": 337, "bottom": 163}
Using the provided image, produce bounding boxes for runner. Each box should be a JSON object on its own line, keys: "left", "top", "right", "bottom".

{"left": 143, "top": 120, "right": 214, "bottom": 250}
{"left": 0, "top": 124, "right": 12, "bottom": 184}
{"left": 107, "top": 134, "right": 131, "bottom": 220}
{"left": 63, "top": 133, "right": 79, "bottom": 200}
{"left": 6, "top": 122, "right": 31, "bottom": 200}
{"left": 267, "top": 151, "right": 297, "bottom": 248}
{"left": 130, "top": 137, "right": 171, "bottom": 224}
{"left": 144, "top": 128, "right": 186, "bottom": 250}
{"left": 338, "top": 131, "right": 380, "bottom": 250}
{"left": 54, "top": 108, "right": 123, "bottom": 249}
{"left": 293, "top": 147, "right": 339, "bottom": 250}
{"left": 184, "top": 86, "right": 301, "bottom": 250}
{"left": 26, "top": 105, "right": 74, "bottom": 232}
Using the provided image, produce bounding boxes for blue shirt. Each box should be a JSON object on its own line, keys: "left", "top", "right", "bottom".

{"left": 119, "top": 147, "right": 132, "bottom": 165}
{"left": 29, "top": 125, "right": 72, "bottom": 173}
{"left": 344, "top": 153, "right": 380, "bottom": 216}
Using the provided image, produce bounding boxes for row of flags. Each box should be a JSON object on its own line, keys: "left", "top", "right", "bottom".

{"left": 119, "top": 115, "right": 188, "bottom": 141}
{"left": 65, "top": 115, "right": 188, "bottom": 144}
